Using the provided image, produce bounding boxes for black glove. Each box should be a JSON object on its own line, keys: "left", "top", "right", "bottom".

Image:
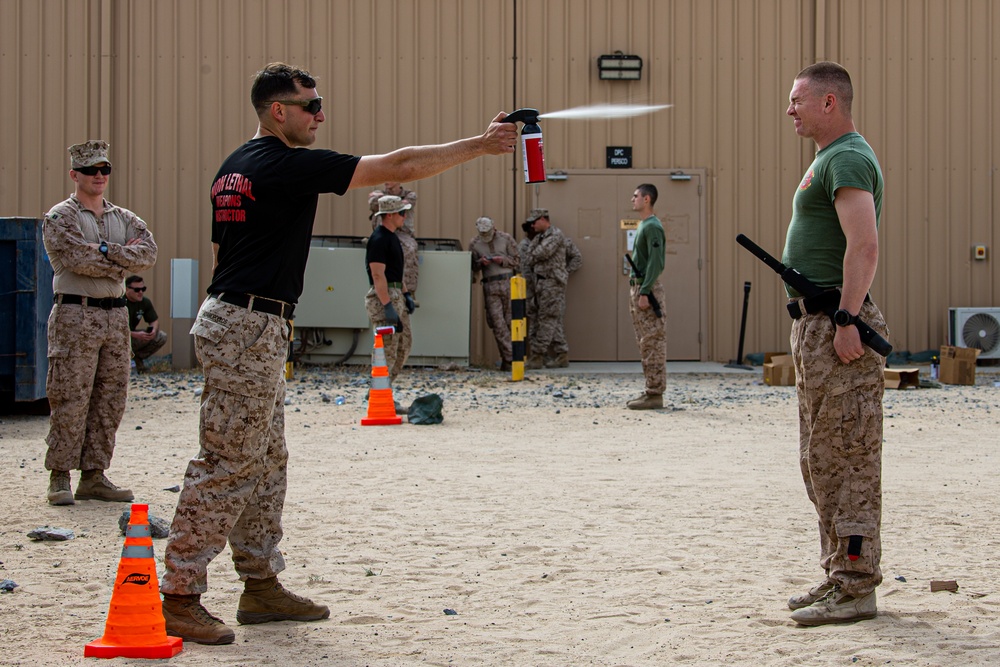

{"left": 404, "top": 293, "right": 416, "bottom": 314}
{"left": 383, "top": 302, "right": 400, "bottom": 327}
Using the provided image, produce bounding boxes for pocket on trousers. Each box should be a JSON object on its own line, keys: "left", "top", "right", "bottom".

{"left": 190, "top": 313, "right": 233, "bottom": 343}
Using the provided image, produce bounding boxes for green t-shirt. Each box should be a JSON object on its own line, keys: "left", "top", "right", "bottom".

{"left": 631, "top": 215, "right": 665, "bottom": 293}
{"left": 127, "top": 296, "right": 159, "bottom": 331}
{"left": 781, "top": 132, "right": 883, "bottom": 297}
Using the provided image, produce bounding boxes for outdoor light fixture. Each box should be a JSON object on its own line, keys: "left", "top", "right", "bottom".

{"left": 598, "top": 51, "right": 642, "bottom": 80}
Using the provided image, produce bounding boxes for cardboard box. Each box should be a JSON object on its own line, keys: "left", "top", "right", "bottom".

{"left": 763, "top": 353, "right": 795, "bottom": 386}
{"left": 939, "top": 345, "right": 980, "bottom": 385}
{"left": 884, "top": 367, "right": 920, "bottom": 389}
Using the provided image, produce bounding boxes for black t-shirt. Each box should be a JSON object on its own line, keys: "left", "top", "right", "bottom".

{"left": 365, "top": 224, "right": 405, "bottom": 285}
{"left": 208, "top": 136, "right": 360, "bottom": 304}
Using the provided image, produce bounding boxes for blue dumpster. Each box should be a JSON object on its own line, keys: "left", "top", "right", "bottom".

{"left": 1, "top": 218, "right": 53, "bottom": 403}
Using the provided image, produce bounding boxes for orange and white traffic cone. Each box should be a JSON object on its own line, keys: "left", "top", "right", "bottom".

{"left": 361, "top": 326, "right": 403, "bottom": 426}
{"left": 84, "top": 504, "right": 183, "bottom": 659}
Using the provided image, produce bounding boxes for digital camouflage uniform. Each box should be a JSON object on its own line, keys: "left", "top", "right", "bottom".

{"left": 527, "top": 225, "right": 580, "bottom": 358}
{"left": 43, "top": 180, "right": 157, "bottom": 473}
{"left": 518, "top": 235, "right": 537, "bottom": 337}
{"left": 469, "top": 227, "right": 519, "bottom": 363}
{"left": 364, "top": 287, "right": 411, "bottom": 378}
{"left": 628, "top": 214, "right": 667, "bottom": 395}
{"left": 791, "top": 300, "right": 887, "bottom": 597}
{"left": 161, "top": 298, "right": 290, "bottom": 594}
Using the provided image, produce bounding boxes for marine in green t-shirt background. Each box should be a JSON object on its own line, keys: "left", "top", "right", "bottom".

{"left": 125, "top": 274, "right": 167, "bottom": 372}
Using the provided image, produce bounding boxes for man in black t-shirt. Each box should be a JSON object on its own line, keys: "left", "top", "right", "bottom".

{"left": 365, "top": 195, "right": 412, "bottom": 380}
{"left": 160, "top": 62, "right": 517, "bottom": 646}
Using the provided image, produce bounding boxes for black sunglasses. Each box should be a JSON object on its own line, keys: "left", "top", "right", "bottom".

{"left": 130, "top": 286, "right": 147, "bottom": 293}
{"left": 75, "top": 165, "right": 112, "bottom": 176}
{"left": 274, "top": 97, "right": 323, "bottom": 115}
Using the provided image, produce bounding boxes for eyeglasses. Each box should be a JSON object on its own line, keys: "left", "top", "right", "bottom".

{"left": 75, "top": 165, "right": 112, "bottom": 176}
{"left": 274, "top": 97, "right": 323, "bottom": 115}
{"left": 130, "top": 286, "right": 146, "bottom": 293}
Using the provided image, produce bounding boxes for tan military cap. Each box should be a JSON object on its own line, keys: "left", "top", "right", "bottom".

{"left": 372, "top": 195, "right": 413, "bottom": 218}
{"left": 68, "top": 140, "right": 112, "bottom": 168}
{"left": 526, "top": 208, "right": 549, "bottom": 222}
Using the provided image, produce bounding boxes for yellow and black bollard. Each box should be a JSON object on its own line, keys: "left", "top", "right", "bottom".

{"left": 285, "top": 320, "right": 294, "bottom": 380}
{"left": 510, "top": 275, "right": 526, "bottom": 381}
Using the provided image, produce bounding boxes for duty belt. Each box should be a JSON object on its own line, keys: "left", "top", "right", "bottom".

{"left": 56, "top": 294, "right": 127, "bottom": 309}
{"left": 211, "top": 292, "right": 294, "bottom": 319}
{"left": 386, "top": 282, "right": 404, "bottom": 289}
{"left": 787, "top": 290, "right": 870, "bottom": 320}
{"left": 482, "top": 272, "right": 512, "bottom": 284}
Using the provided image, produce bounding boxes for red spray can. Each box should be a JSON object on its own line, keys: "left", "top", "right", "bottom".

{"left": 503, "top": 108, "right": 546, "bottom": 184}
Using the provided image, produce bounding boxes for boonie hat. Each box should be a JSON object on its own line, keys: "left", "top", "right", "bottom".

{"left": 68, "top": 140, "right": 112, "bottom": 168}
{"left": 373, "top": 195, "right": 413, "bottom": 218}
{"left": 526, "top": 208, "right": 549, "bottom": 222}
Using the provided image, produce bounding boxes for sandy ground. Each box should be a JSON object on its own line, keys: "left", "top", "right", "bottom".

{"left": 2, "top": 362, "right": 1000, "bottom": 667}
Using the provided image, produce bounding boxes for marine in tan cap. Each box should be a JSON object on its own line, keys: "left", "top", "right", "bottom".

{"left": 468, "top": 216, "right": 519, "bottom": 371}
{"left": 42, "top": 140, "right": 157, "bottom": 506}
{"left": 524, "top": 209, "right": 582, "bottom": 368}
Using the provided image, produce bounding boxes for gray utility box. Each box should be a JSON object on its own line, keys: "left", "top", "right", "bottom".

{"left": 295, "top": 236, "right": 471, "bottom": 366}
{"left": 1, "top": 218, "right": 53, "bottom": 403}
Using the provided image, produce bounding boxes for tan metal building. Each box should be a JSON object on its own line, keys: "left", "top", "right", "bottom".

{"left": 2, "top": 0, "right": 998, "bottom": 365}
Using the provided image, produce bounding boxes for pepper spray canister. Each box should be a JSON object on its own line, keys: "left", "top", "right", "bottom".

{"left": 503, "top": 108, "right": 546, "bottom": 184}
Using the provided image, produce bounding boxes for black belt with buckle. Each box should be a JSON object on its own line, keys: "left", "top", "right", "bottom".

{"left": 482, "top": 272, "right": 512, "bottom": 284}
{"left": 57, "top": 294, "right": 127, "bottom": 309}
{"left": 211, "top": 292, "right": 294, "bottom": 319}
{"left": 788, "top": 290, "right": 870, "bottom": 320}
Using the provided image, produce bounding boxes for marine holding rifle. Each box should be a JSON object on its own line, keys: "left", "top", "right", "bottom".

{"left": 625, "top": 183, "right": 667, "bottom": 410}
{"left": 781, "top": 61, "right": 889, "bottom": 626}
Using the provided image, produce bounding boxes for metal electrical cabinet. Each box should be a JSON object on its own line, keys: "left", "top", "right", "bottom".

{"left": 295, "top": 236, "right": 471, "bottom": 366}
{"left": 1, "top": 218, "right": 53, "bottom": 403}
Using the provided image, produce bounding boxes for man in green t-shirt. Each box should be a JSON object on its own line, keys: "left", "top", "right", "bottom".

{"left": 125, "top": 275, "right": 167, "bottom": 372}
{"left": 782, "top": 62, "right": 889, "bottom": 627}
{"left": 625, "top": 183, "right": 667, "bottom": 410}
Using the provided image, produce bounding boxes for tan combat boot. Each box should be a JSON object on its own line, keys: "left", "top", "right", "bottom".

{"left": 626, "top": 392, "right": 664, "bottom": 410}
{"left": 524, "top": 354, "right": 545, "bottom": 370}
{"left": 162, "top": 593, "right": 236, "bottom": 645}
{"left": 236, "top": 577, "right": 330, "bottom": 625}
{"left": 545, "top": 353, "right": 569, "bottom": 368}
{"left": 74, "top": 470, "right": 134, "bottom": 502}
{"left": 47, "top": 470, "right": 75, "bottom": 506}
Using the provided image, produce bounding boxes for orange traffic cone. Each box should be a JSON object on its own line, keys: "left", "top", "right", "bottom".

{"left": 84, "top": 503, "right": 183, "bottom": 659}
{"left": 361, "top": 326, "right": 403, "bottom": 426}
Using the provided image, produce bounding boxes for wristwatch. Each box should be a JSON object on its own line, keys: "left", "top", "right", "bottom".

{"left": 99, "top": 241, "right": 109, "bottom": 258}
{"left": 833, "top": 309, "right": 858, "bottom": 327}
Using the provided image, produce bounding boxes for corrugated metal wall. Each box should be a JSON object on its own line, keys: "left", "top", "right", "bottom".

{"left": 1, "top": 0, "right": 997, "bottom": 364}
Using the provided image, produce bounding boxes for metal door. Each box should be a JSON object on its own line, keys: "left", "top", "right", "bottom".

{"left": 534, "top": 170, "right": 706, "bottom": 361}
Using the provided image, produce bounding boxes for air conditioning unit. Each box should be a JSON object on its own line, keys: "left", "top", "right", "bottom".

{"left": 949, "top": 307, "right": 1000, "bottom": 359}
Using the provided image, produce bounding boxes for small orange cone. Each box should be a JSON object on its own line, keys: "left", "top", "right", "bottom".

{"left": 361, "top": 326, "right": 403, "bottom": 426}
{"left": 84, "top": 503, "right": 183, "bottom": 659}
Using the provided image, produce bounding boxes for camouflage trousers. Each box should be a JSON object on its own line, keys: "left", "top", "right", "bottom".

{"left": 365, "top": 287, "right": 411, "bottom": 379}
{"left": 161, "top": 297, "right": 290, "bottom": 595}
{"left": 530, "top": 278, "right": 568, "bottom": 357}
{"left": 483, "top": 280, "right": 513, "bottom": 362}
{"left": 629, "top": 282, "right": 667, "bottom": 394}
{"left": 790, "top": 299, "right": 887, "bottom": 597}
{"left": 45, "top": 303, "right": 131, "bottom": 472}
{"left": 131, "top": 329, "right": 168, "bottom": 361}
